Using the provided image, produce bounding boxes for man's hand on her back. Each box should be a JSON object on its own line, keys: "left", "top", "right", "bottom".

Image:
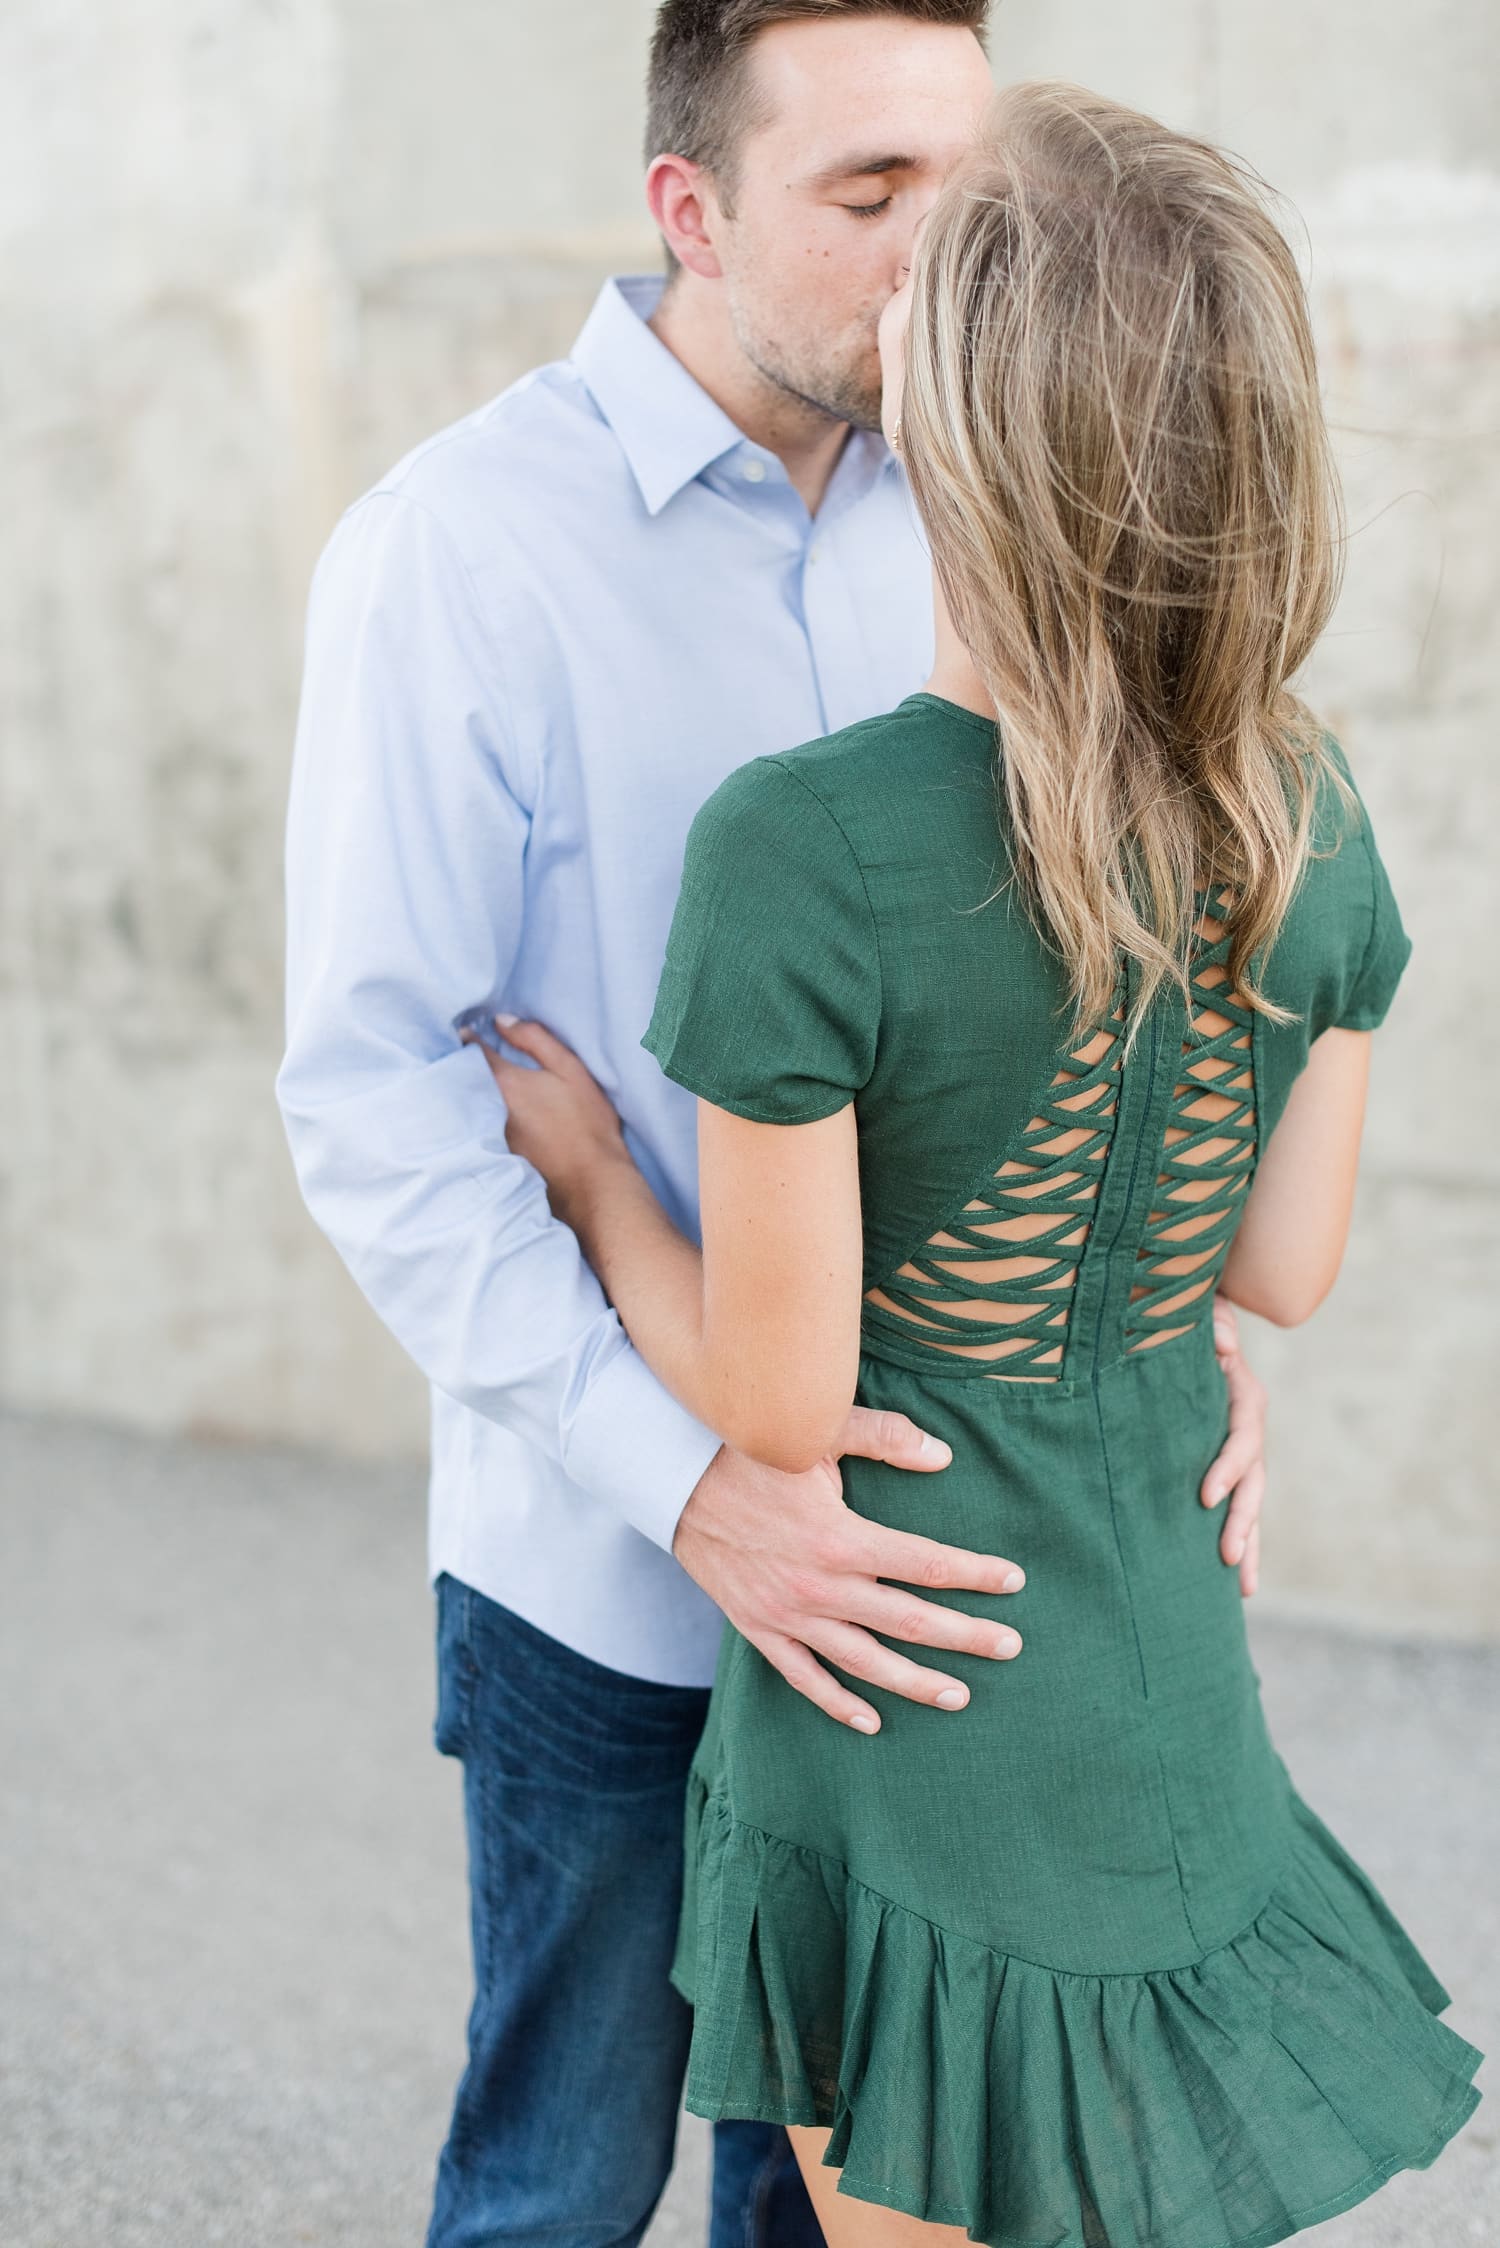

{"left": 671, "top": 1407, "right": 1025, "bottom": 1736}
{"left": 1201, "top": 1296, "right": 1267, "bottom": 1600}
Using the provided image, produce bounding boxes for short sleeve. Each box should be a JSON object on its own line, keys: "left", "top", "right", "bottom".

{"left": 1335, "top": 826, "right": 1412, "bottom": 1029}
{"left": 642, "top": 756, "right": 881, "bottom": 1124}
{"left": 1319, "top": 737, "right": 1414, "bottom": 1031}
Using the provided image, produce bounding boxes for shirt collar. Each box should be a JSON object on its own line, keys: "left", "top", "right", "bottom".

{"left": 571, "top": 274, "right": 745, "bottom": 517}
{"left": 571, "top": 272, "right": 899, "bottom": 519}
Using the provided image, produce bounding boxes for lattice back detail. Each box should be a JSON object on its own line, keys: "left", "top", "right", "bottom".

{"left": 1123, "top": 888, "right": 1256, "bottom": 1353}
{"left": 862, "top": 978, "right": 1127, "bottom": 1381}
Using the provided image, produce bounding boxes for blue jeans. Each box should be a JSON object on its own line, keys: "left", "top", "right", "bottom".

{"left": 425, "top": 1574, "right": 827, "bottom": 2248}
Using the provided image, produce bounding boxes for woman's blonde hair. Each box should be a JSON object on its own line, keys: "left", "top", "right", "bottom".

{"left": 900, "top": 81, "right": 1353, "bottom": 1039}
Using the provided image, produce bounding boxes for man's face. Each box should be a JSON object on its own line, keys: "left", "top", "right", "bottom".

{"left": 710, "top": 16, "right": 992, "bottom": 431}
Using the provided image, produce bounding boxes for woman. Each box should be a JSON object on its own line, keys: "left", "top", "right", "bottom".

{"left": 467, "top": 83, "right": 1482, "bottom": 2248}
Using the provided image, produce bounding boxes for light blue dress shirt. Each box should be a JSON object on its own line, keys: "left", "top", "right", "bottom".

{"left": 277, "top": 273, "right": 934, "bottom": 1685}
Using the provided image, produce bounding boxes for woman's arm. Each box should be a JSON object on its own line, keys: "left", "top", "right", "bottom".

{"left": 462, "top": 1016, "right": 866, "bottom": 1474}
{"left": 1218, "top": 1024, "right": 1373, "bottom": 1325}
{"left": 574, "top": 1100, "right": 865, "bottom": 1476}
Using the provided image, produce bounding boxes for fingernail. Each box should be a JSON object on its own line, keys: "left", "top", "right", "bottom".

{"left": 1203, "top": 1483, "right": 1223, "bottom": 1507}
{"left": 936, "top": 1687, "right": 968, "bottom": 1710}
{"left": 919, "top": 1435, "right": 951, "bottom": 1464}
{"left": 495, "top": 1011, "right": 519, "bottom": 1028}
{"left": 851, "top": 1711, "right": 880, "bottom": 1734}
{"left": 1001, "top": 1567, "right": 1025, "bottom": 1592}
{"left": 995, "top": 1629, "right": 1022, "bottom": 1657}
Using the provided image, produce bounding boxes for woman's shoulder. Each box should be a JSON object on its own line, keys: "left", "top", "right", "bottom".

{"left": 683, "top": 705, "right": 918, "bottom": 863}
{"left": 1265, "top": 728, "right": 1412, "bottom": 1037}
{"left": 759, "top": 694, "right": 999, "bottom": 851}
{"left": 677, "top": 698, "right": 997, "bottom": 956}
{"left": 678, "top": 730, "right": 889, "bottom": 925}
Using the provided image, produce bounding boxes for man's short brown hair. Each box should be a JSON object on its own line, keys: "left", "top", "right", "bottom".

{"left": 645, "top": 1, "right": 991, "bottom": 203}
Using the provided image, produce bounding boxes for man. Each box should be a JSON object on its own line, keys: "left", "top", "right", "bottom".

{"left": 276, "top": 5, "right": 1268, "bottom": 2244}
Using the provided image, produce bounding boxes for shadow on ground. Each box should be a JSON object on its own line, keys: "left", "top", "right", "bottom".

{"left": 0, "top": 1412, "right": 1492, "bottom": 2247}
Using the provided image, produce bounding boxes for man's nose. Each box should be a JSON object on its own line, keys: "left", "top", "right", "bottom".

{"left": 893, "top": 198, "right": 937, "bottom": 275}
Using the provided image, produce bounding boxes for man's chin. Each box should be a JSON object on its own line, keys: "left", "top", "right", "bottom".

{"left": 746, "top": 337, "right": 884, "bottom": 435}
{"left": 800, "top": 366, "right": 885, "bottom": 434}
{"left": 838, "top": 394, "right": 889, "bottom": 436}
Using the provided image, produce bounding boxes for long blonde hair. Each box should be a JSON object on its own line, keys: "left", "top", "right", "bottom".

{"left": 901, "top": 81, "right": 1353, "bottom": 1039}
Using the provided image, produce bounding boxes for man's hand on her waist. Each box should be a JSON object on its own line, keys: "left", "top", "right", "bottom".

{"left": 1202, "top": 1296, "right": 1267, "bottom": 1600}
{"left": 670, "top": 1406, "right": 1025, "bottom": 1737}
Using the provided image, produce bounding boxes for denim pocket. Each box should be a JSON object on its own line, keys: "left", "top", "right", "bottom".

{"left": 433, "top": 1573, "right": 478, "bottom": 1759}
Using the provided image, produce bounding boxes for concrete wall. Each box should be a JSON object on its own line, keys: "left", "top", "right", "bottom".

{"left": 2, "top": 1, "right": 1496, "bottom": 1636}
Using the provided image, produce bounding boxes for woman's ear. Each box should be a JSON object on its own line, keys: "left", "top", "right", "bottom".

{"left": 645, "top": 153, "right": 726, "bottom": 282}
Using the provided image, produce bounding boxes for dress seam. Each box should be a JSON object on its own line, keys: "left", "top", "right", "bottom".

{"left": 1344, "top": 809, "right": 1383, "bottom": 1023}
{"left": 763, "top": 757, "right": 886, "bottom": 1057}
{"left": 691, "top": 1779, "right": 1298, "bottom": 1982}
{"left": 1083, "top": 995, "right": 1205, "bottom": 1952}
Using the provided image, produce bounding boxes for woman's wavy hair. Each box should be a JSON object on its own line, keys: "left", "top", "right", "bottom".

{"left": 900, "top": 81, "right": 1354, "bottom": 1041}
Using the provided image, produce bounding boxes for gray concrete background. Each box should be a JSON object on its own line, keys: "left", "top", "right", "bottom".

{"left": 1, "top": 1410, "right": 1493, "bottom": 2246}
{"left": 2, "top": 8, "right": 1496, "bottom": 2242}
{"left": 0, "top": 1, "right": 1496, "bottom": 1635}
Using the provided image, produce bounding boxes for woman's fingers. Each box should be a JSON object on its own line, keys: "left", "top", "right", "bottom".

{"left": 465, "top": 1011, "right": 589, "bottom": 1088}
{"left": 458, "top": 1025, "right": 508, "bottom": 1087}
{"left": 1238, "top": 1518, "right": 1261, "bottom": 1598}
{"left": 493, "top": 1012, "right": 591, "bottom": 1084}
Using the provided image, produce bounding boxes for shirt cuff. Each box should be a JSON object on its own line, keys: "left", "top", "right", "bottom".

{"left": 561, "top": 1336, "right": 725, "bottom": 1553}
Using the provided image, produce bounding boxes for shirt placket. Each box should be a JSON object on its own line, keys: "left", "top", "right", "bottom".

{"left": 708, "top": 445, "right": 825, "bottom": 725}
{"left": 801, "top": 509, "right": 873, "bottom": 739}
{"left": 805, "top": 440, "right": 899, "bottom": 736}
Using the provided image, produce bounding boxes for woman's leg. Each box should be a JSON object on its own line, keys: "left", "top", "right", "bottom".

{"left": 786, "top": 2126, "right": 974, "bottom": 2247}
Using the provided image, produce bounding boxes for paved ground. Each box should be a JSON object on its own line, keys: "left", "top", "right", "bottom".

{"left": 0, "top": 1410, "right": 1493, "bottom": 2248}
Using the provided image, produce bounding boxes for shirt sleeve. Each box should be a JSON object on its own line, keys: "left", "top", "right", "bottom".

{"left": 275, "top": 489, "right": 722, "bottom": 1553}
{"left": 642, "top": 756, "right": 881, "bottom": 1123}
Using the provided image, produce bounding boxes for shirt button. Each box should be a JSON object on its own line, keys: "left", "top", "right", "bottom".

{"left": 741, "top": 458, "right": 767, "bottom": 483}
{"left": 809, "top": 542, "right": 824, "bottom": 564}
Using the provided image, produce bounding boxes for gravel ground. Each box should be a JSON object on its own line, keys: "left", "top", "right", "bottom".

{"left": 0, "top": 1410, "right": 1492, "bottom": 2248}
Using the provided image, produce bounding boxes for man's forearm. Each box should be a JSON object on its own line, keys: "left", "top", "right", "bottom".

{"left": 279, "top": 1047, "right": 723, "bottom": 1547}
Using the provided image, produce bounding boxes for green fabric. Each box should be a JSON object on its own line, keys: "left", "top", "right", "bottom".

{"left": 640, "top": 694, "right": 1482, "bottom": 2248}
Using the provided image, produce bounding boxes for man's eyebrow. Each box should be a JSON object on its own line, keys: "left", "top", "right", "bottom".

{"left": 804, "top": 152, "right": 921, "bottom": 188}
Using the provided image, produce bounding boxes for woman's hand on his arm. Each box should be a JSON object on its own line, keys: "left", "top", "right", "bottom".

{"left": 460, "top": 1013, "right": 635, "bottom": 1238}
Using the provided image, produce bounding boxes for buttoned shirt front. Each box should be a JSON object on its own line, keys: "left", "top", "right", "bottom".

{"left": 276, "top": 273, "right": 934, "bottom": 1685}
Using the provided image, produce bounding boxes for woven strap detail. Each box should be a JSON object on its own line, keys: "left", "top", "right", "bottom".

{"left": 862, "top": 975, "right": 1127, "bottom": 1381}
{"left": 1123, "top": 889, "right": 1257, "bottom": 1354}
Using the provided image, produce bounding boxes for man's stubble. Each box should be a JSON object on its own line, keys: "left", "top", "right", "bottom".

{"left": 727, "top": 291, "right": 887, "bottom": 436}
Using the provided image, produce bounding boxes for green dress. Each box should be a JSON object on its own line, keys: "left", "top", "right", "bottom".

{"left": 640, "top": 692, "right": 1483, "bottom": 2248}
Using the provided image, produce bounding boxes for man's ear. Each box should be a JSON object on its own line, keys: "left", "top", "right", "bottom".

{"left": 646, "top": 154, "right": 726, "bottom": 282}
